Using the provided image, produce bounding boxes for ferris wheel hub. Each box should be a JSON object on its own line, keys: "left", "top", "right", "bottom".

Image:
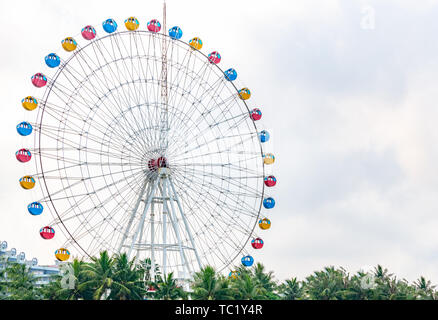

{"left": 147, "top": 156, "right": 168, "bottom": 172}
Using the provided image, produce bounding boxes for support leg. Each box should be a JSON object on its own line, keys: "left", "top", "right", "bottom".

{"left": 161, "top": 180, "right": 191, "bottom": 279}
{"left": 128, "top": 178, "right": 159, "bottom": 258}
{"left": 118, "top": 180, "right": 148, "bottom": 252}
{"left": 150, "top": 201, "right": 156, "bottom": 281}
{"left": 169, "top": 177, "right": 203, "bottom": 270}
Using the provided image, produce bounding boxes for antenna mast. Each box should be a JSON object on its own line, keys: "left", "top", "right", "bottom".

{"left": 159, "top": 1, "right": 169, "bottom": 154}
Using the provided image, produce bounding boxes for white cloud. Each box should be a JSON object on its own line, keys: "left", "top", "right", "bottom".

{"left": 2, "top": 0, "right": 438, "bottom": 283}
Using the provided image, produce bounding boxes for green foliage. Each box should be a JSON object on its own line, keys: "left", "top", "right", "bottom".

{"left": 1, "top": 263, "right": 39, "bottom": 300}
{"left": 1, "top": 250, "right": 438, "bottom": 300}
{"left": 191, "top": 266, "right": 233, "bottom": 300}
{"left": 278, "top": 278, "right": 303, "bottom": 300}
{"left": 153, "top": 272, "right": 187, "bottom": 300}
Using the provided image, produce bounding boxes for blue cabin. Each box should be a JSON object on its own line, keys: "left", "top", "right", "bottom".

{"left": 241, "top": 255, "right": 254, "bottom": 267}
{"left": 224, "top": 68, "right": 237, "bottom": 81}
{"left": 16, "top": 122, "right": 33, "bottom": 136}
{"left": 103, "top": 18, "right": 118, "bottom": 33}
{"left": 28, "top": 202, "right": 43, "bottom": 216}
{"left": 168, "top": 26, "right": 182, "bottom": 39}
{"left": 263, "top": 197, "right": 275, "bottom": 209}
{"left": 45, "top": 53, "right": 61, "bottom": 68}
{"left": 259, "top": 130, "right": 270, "bottom": 143}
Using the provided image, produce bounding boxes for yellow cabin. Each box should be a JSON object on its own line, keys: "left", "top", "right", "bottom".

{"left": 263, "top": 153, "right": 275, "bottom": 165}
{"left": 259, "top": 218, "right": 271, "bottom": 230}
{"left": 238, "top": 88, "right": 251, "bottom": 100}
{"left": 125, "top": 17, "right": 139, "bottom": 31}
{"left": 189, "top": 37, "right": 203, "bottom": 50}
{"left": 19, "top": 176, "right": 35, "bottom": 190}
{"left": 21, "top": 96, "right": 38, "bottom": 111}
{"left": 55, "top": 248, "right": 70, "bottom": 261}
{"left": 62, "top": 37, "right": 77, "bottom": 52}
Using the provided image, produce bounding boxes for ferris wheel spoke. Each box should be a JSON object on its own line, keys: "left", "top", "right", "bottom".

{"left": 172, "top": 171, "right": 259, "bottom": 228}
{"left": 166, "top": 95, "right": 247, "bottom": 149}
{"left": 174, "top": 167, "right": 263, "bottom": 199}
{"left": 52, "top": 58, "right": 154, "bottom": 156}
{"left": 174, "top": 129, "right": 261, "bottom": 160}
{"left": 58, "top": 176, "right": 143, "bottom": 254}
{"left": 171, "top": 172, "right": 258, "bottom": 225}
{"left": 32, "top": 143, "right": 143, "bottom": 164}
{"left": 172, "top": 148, "right": 261, "bottom": 164}
{"left": 48, "top": 168, "right": 144, "bottom": 238}
{"left": 166, "top": 72, "right": 222, "bottom": 141}
{"left": 134, "top": 33, "right": 162, "bottom": 125}
{"left": 130, "top": 33, "right": 170, "bottom": 149}
{"left": 167, "top": 61, "right": 210, "bottom": 126}
{"left": 36, "top": 123, "right": 145, "bottom": 163}
{"left": 43, "top": 86, "right": 145, "bottom": 154}
{"left": 35, "top": 121, "right": 127, "bottom": 153}
{"left": 109, "top": 33, "right": 162, "bottom": 147}
{"left": 38, "top": 167, "right": 144, "bottom": 207}
{"left": 170, "top": 174, "right": 250, "bottom": 266}
{"left": 167, "top": 73, "right": 229, "bottom": 137}
{"left": 174, "top": 131, "right": 259, "bottom": 159}
{"left": 36, "top": 100, "right": 149, "bottom": 157}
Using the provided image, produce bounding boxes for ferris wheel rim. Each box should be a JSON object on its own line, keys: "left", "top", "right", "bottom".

{"left": 32, "top": 27, "right": 266, "bottom": 270}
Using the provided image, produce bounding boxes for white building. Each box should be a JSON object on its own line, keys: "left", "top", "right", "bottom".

{"left": 0, "top": 240, "right": 60, "bottom": 287}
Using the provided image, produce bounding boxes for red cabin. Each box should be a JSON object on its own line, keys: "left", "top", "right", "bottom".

{"left": 250, "top": 108, "right": 262, "bottom": 121}
{"left": 208, "top": 51, "right": 221, "bottom": 64}
{"left": 81, "top": 25, "right": 97, "bottom": 40}
{"left": 31, "top": 73, "right": 47, "bottom": 88}
{"left": 251, "top": 237, "right": 264, "bottom": 249}
{"left": 157, "top": 156, "right": 167, "bottom": 168}
{"left": 40, "top": 226, "right": 55, "bottom": 240}
{"left": 264, "top": 175, "right": 277, "bottom": 187}
{"left": 16, "top": 149, "right": 32, "bottom": 163}
{"left": 147, "top": 19, "right": 161, "bottom": 33}
{"left": 148, "top": 159, "right": 158, "bottom": 171}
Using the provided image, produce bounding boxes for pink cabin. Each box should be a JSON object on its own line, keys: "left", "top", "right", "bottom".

{"left": 157, "top": 156, "right": 167, "bottom": 168}
{"left": 40, "top": 226, "right": 55, "bottom": 240}
{"left": 264, "top": 175, "right": 277, "bottom": 187}
{"left": 251, "top": 237, "right": 264, "bottom": 249}
{"left": 81, "top": 25, "right": 97, "bottom": 40}
{"left": 148, "top": 159, "right": 158, "bottom": 171}
{"left": 31, "top": 73, "right": 47, "bottom": 88}
{"left": 147, "top": 19, "right": 161, "bottom": 33}
{"left": 16, "top": 149, "right": 32, "bottom": 163}
{"left": 208, "top": 51, "right": 221, "bottom": 64}
{"left": 250, "top": 108, "right": 262, "bottom": 121}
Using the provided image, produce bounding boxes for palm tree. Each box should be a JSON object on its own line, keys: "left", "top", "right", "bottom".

{"left": 252, "top": 263, "right": 278, "bottom": 299}
{"left": 109, "top": 253, "right": 145, "bottom": 300}
{"left": 232, "top": 272, "right": 266, "bottom": 300}
{"left": 39, "top": 275, "right": 64, "bottom": 300}
{"left": 304, "top": 266, "right": 352, "bottom": 300}
{"left": 415, "top": 277, "right": 436, "bottom": 300}
{"left": 154, "top": 272, "right": 187, "bottom": 300}
{"left": 79, "top": 251, "right": 115, "bottom": 300}
{"left": 279, "top": 278, "right": 303, "bottom": 300}
{"left": 0, "top": 256, "right": 7, "bottom": 299}
{"left": 5, "top": 263, "right": 38, "bottom": 300}
{"left": 191, "top": 266, "right": 233, "bottom": 300}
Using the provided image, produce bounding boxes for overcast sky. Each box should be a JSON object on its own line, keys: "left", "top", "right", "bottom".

{"left": 2, "top": 0, "right": 438, "bottom": 283}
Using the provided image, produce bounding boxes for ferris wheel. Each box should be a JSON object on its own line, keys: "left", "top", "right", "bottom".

{"left": 16, "top": 5, "right": 277, "bottom": 279}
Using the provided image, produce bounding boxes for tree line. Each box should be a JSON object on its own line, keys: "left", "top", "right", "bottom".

{"left": 0, "top": 250, "right": 436, "bottom": 300}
